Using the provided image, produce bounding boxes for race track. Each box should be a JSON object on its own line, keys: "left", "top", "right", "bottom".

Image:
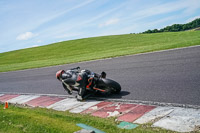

{"left": 0, "top": 46, "right": 200, "bottom": 106}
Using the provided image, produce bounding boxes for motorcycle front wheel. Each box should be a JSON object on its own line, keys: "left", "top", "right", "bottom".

{"left": 97, "top": 78, "right": 121, "bottom": 94}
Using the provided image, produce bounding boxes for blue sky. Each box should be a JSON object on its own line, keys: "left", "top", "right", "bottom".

{"left": 0, "top": 0, "right": 200, "bottom": 53}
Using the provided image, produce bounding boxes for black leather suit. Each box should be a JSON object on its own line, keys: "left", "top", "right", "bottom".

{"left": 61, "top": 69, "right": 89, "bottom": 99}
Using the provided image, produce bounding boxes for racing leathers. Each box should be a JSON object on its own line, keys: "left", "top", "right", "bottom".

{"left": 60, "top": 69, "right": 90, "bottom": 101}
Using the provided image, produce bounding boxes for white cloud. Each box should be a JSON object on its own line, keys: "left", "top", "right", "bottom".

{"left": 182, "top": 0, "right": 200, "bottom": 16}
{"left": 122, "top": 0, "right": 200, "bottom": 23}
{"left": 25, "top": 44, "right": 40, "bottom": 49}
{"left": 99, "top": 18, "right": 119, "bottom": 27}
{"left": 37, "top": 40, "right": 42, "bottom": 43}
{"left": 16, "top": 32, "right": 36, "bottom": 40}
{"left": 58, "top": 40, "right": 64, "bottom": 42}
{"left": 30, "top": 45, "right": 39, "bottom": 48}
{"left": 55, "top": 32, "right": 82, "bottom": 39}
{"left": 41, "top": 0, "right": 95, "bottom": 27}
{"left": 39, "top": 3, "right": 125, "bottom": 40}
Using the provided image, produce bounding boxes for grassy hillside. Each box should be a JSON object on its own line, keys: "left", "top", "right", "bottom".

{"left": 0, "top": 30, "right": 200, "bottom": 72}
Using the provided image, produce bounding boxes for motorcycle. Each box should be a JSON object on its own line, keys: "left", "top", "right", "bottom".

{"left": 56, "top": 67, "right": 121, "bottom": 99}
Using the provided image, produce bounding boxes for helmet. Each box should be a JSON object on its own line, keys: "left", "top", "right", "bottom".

{"left": 56, "top": 70, "right": 65, "bottom": 80}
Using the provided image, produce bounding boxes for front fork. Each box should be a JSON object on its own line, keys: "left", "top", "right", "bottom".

{"left": 86, "top": 77, "right": 108, "bottom": 93}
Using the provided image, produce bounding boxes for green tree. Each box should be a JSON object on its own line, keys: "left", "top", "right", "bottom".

{"left": 142, "top": 18, "right": 200, "bottom": 33}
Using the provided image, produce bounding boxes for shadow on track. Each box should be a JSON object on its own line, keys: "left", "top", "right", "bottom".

{"left": 88, "top": 91, "right": 130, "bottom": 100}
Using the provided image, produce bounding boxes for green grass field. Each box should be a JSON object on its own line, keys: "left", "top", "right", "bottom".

{"left": 0, "top": 104, "right": 176, "bottom": 133}
{"left": 0, "top": 31, "right": 200, "bottom": 72}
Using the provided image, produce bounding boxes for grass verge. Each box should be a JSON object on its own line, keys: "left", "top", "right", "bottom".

{"left": 0, "top": 31, "right": 200, "bottom": 72}
{"left": 0, "top": 104, "right": 177, "bottom": 133}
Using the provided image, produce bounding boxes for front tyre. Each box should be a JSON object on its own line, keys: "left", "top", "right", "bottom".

{"left": 98, "top": 78, "right": 121, "bottom": 94}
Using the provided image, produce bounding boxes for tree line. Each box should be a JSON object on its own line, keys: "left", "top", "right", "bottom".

{"left": 143, "top": 18, "right": 200, "bottom": 33}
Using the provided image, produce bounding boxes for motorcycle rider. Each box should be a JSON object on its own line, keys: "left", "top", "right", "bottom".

{"left": 56, "top": 67, "right": 106, "bottom": 101}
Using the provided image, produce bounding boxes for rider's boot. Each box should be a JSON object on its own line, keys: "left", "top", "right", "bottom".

{"left": 77, "top": 86, "right": 86, "bottom": 101}
{"left": 76, "top": 95, "right": 83, "bottom": 101}
{"left": 67, "top": 87, "right": 73, "bottom": 95}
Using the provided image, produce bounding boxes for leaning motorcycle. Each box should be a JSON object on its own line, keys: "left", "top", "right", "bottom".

{"left": 56, "top": 67, "right": 121, "bottom": 99}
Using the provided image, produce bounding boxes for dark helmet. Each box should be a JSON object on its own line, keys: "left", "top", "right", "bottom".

{"left": 56, "top": 70, "right": 65, "bottom": 80}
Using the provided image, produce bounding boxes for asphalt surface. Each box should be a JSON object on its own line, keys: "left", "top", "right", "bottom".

{"left": 0, "top": 46, "right": 200, "bottom": 106}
